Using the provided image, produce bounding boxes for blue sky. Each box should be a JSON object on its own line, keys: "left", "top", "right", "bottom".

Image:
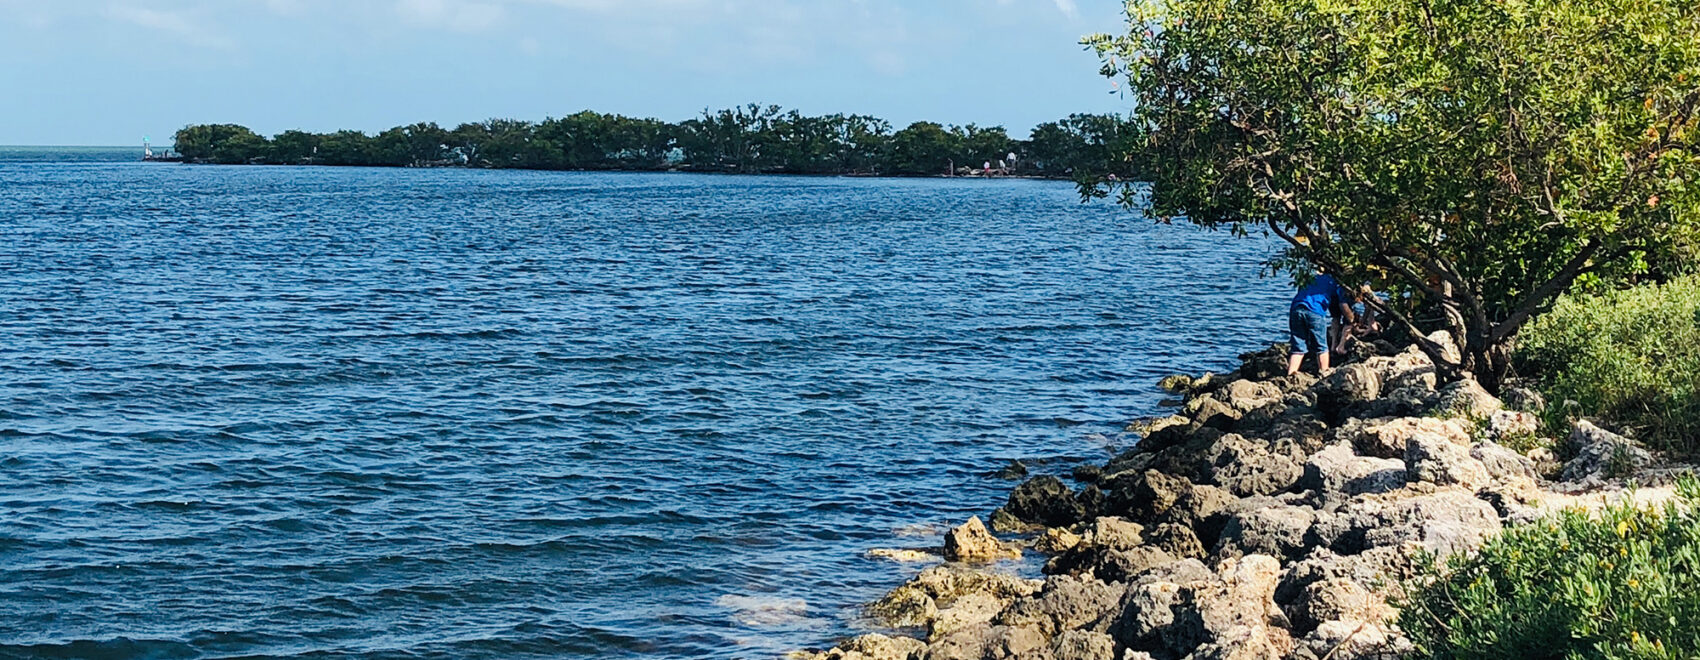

{"left": 0, "top": 0, "right": 1133, "bottom": 146}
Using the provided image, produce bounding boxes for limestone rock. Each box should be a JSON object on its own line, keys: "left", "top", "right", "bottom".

{"left": 1300, "top": 443, "right": 1406, "bottom": 498}
{"left": 931, "top": 591, "right": 1007, "bottom": 641}
{"left": 1001, "top": 476, "right": 1086, "bottom": 528}
{"left": 1290, "top": 578, "right": 1392, "bottom": 632}
{"left": 868, "top": 565, "right": 1041, "bottom": 630}
{"left": 1299, "top": 620, "right": 1409, "bottom": 660}
{"left": 1220, "top": 379, "right": 1284, "bottom": 413}
{"left": 1034, "top": 527, "right": 1083, "bottom": 554}
{"left": 1189, "top": 396, "right": 1243, "bottom": 431}
{"left": 1084, "top": 516, "right": 1146, "bottom": 552}
{"left": 1215, "top": 502, "right": 1318, "bottom": 561}
{"left": 1337, "top": 490, "right": 1503, "bottom": 556}
{"left": 984, "top": 625, "right": 1050, "bottom": 660}
{"left": 924, "top": 624, "right": 992, "bottom": 660}
{"left": 1562, "top": 420, "right": 1654, "bottom": 483}
{"left": 1146, "top": 522, "right": 1207, "bottom": 559}
{"left": 1470, "top": 441, "right": 1538, "bottom": 487}
{"left": 1483, "top": 410, "right": 1540, "bottom": 444}
{"left": 1202, "top": 435, "right": 1303, "bottom": 498}
{"left": 998, "top": 574, "right": 1123, "bottom": 637}
{"left": 1090, "top": 546, "right": 1180, "bottom": 583}
{"left": 1051, "top": 630, "right": 1116, "bottom": 660}
{"left": 1404, "top": 433, "right": 1491, "bottom": 489}
{"left": 1433, "top": 378, "right": 1503, "bottom": 420}
{"left": 944, "top": 517, "right": 1021, "bottom": 563}
{"left": 1314, "top": 364, "right": 1383, "bottom": 415}
{"left": 805, "top": 633, "right": 926, "bottom": 660}
{"left": 1111, "top": 581, "right": 1183, "bottom": 650}
{"left": 1337, "top": 416, "right": 1473, "bottom": 459}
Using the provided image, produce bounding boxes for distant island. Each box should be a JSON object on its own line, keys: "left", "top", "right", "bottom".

{"left": 165, "top": 105, "right": 1144, "bottom": 180}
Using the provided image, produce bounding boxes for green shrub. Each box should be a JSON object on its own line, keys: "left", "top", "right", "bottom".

{"left": 1399, "top": 476, "right": 1700, "bottom": 659}
{"left": 1517, "top": 276, "right": 1700, "bottom": 455}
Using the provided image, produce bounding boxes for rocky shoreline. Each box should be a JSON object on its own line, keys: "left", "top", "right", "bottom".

{"left": 794, "top": 333, "right": 1685, "bottom": 660}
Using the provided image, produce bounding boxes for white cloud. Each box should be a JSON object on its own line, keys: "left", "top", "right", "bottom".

{"left": 394, "top": 0, "right": 506, "bottom": 32}
{"left": 1051, "top": 0, "right": 1079, "bottom": 19}
{"left": 102, "top": 4, "right": 235, "bottom": 49}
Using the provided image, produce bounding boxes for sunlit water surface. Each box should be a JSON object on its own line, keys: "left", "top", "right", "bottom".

{"left": 0, "top": 150, "right": 1287, "bottom": 659}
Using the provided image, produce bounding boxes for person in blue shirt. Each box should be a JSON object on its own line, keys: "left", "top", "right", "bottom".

{"left": 1287, "top": 272, "right": 1359, "bottom": 375}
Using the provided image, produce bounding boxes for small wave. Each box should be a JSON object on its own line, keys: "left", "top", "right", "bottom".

{"left": 715, "top": 594, "right": 822, "bottom": 629}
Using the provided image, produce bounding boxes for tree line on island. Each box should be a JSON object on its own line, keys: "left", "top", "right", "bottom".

{"left": 170, "top": 105, "right": 1143, "bottom": 179}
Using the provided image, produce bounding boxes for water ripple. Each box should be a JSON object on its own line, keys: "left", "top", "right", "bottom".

{"left": 0, "top": 156, "right": 1287, "bottom": 659}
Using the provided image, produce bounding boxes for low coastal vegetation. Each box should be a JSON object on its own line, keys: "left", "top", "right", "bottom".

{"left": 169, "top": 107, "right": 1143, "bottom": 179}
{"left": 1085, "top": 0, "right": 1700, "bottom": 391}
{"left": 1517, "top": 275, "right": 1700, "bottom": 456}
{"left": 1399, "top": 477, "right": 1700, "bottom": 659}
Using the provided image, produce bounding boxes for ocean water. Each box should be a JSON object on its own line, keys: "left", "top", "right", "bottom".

{"left": 0, "top": 151, "right": 1288, "bottom": 659}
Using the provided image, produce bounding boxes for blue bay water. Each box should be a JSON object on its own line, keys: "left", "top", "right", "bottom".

{"left": 0, "top": 151, "right": 1287, "bottom": 659}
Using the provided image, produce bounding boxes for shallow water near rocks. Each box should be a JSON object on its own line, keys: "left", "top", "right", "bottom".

{"left": 0, "top": 151, "right": 1286, "bottom": 659}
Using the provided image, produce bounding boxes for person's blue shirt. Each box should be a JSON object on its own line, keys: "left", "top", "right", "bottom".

{"left": 1290, "top": 274, "right": 1350, "bottom": 317}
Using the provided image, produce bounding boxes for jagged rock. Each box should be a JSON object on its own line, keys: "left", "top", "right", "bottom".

{"left": 1300, "top": 444, "right": 1406, "bottom": 498}
{"left": 1235, "top": 402, "right": 1287, "bottom": 435}
{"left": 1001, "top": 476, "right": 1085, "bottom": 528}
{"left": 988, "top": 507, "right": 1038, "bottom": 534}
{"left": 1182, "top": 625, "right": 1286, "bottom": 660}
{"left": 1202, "top": 435, "right": 1304, "bottom": 498}
{"left": 1336, "top": 416, "right": 1474, "bottom": 459}
{"left": 931, "top": 591, "right": 1006, "bottom": 641}
{"left": 1527, "top": 446, "right": 1562, "bottom": 479}
{"left": 1422, "top": 330, "right": 1463, "bottom": 365}
{"left": 1085, "top": 517, "right": 1146, "bottom": 551}
{"left": 1470, "top": 441, "right": 1538, "bottom": 487}
{"left": 1189, "top": 396, "right": 1243, "bottom": 431}
{"left": 1050, "top": 630, "right": 1116, "bottom": 660}
{"left": 1045, "top": 518, "right": 1156, "bottom": 578}
{"left": 1299, "top": 620, "right": 1408, "bottom": 660}
{"left": 1327, "top": 490, "right": 1502, "bottom": 556}
{"left": 1290, "top": 578, "right": 1392, "bottom": 633}
{"left": 1034, "top": 527, "right": 1083, "bottom": 554}
{"left": 1216, "top": 502, "right": 1319, "bottom": 561}
{"left": 1128, "top": 415, "right": 1191, "bottom": 438}
{"left": 1433, "top": 378, "right": 1503, "bottom": 420}
{"left": 1073, "top": 464, "right": 1105, "bottom": 485}
{"left": 924, "top": 624, "right": 992, "bottom": 660}
{"left": 985, "top": 625, "right": 1050, "bottom": 660}
{"left": 1111, "top": 581, "right": 1183, "bottom": 651}
{"left": 1404, "top": 433, "right": 1491, "bottom": 489}
{"left": 804, "top": 633, "right": 927, "bottom": 660}
{"left": 1313, "top": 364, "right": 1383, "bottom": 416}
{"left": 998, "top": 574, "right": 1123, "bottom": 637}
{"left": 1147, "top": 523, "right": 1207, "bottom": 559}
{"left": 1158, "top": 374, "right": 1195, "bottom": 393}
{"left": 990, "top": 460, "right": 1029, "bottom": 480}
{"left": 1562, "top": 420, "right": 1654, "bottom": 482}
{"left": 1237, "top": 345, "right": 1294, "bottom": 381}
{"left": 1170, "top": 556, "right": 1285, "bottom": 656}
{"left": 1221, "top": 379, "right": 1284, "bottom": 413}
{"left": 1091, "top": 546, "right": 1180, "bottom": 583}
{"left": 1076, "top": 485, "right": 1107, "bottom": 520}
{"left": 868, "top": 565, "right": 1041, "bottom": 630}
{"left": 1359, "top": 348, "right": 1435, "bottom": 386}
{"left": 944, "top": 517, "right": 1021, "bottom": 562}
{"left": 1275, "top": 545, "right": 1419, "bottom": 608}
{"left": 1482, "top": 410, "right": 1539, "bottom": 444}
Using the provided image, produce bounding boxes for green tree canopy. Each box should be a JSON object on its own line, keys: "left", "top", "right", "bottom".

{"left": 1087, "top": 0, "right": 1700, "bottom": 387}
